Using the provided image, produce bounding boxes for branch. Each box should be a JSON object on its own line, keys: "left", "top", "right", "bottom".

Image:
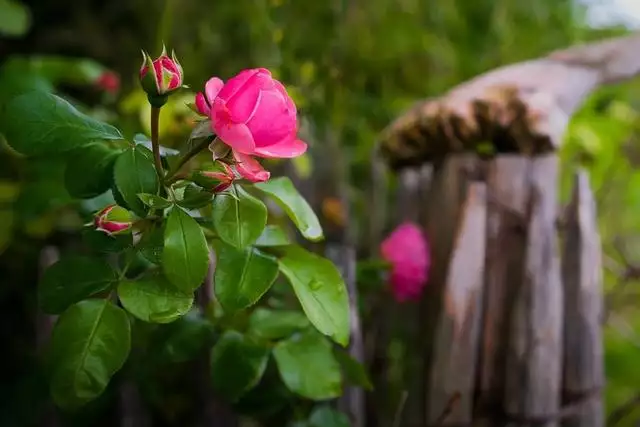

{"left": 607, "top": 393, "right": 640, "bottom": 426}
{"left": 378, "top": 32, "right": 640, "bottom": 170}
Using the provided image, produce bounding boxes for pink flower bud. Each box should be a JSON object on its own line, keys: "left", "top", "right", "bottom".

{"left": 94, "top": 205, "right": 133, "bottom": 236}
{"left": 380, "top": 222, "right": 430, "bottom": 302}
{"left": 139, "top": 46, "right": 183, "bottom": 102}
{"left": 200, "top": 162, "right": 236, "bottom": 193}
{"left": 96, "top": 71, "right": 120, "bottom": 94}
{"left": 194, "top": 69, "right": 307, "bottom": 159}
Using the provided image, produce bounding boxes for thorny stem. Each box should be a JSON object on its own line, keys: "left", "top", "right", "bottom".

{"left": 150, "top": 107, "right": 164, "bottom": 183}
{"left": 164, "top": 137, "right": 214, "bottom": 185}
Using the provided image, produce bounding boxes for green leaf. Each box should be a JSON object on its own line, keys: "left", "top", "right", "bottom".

{"left": 247, "top": 308, "right": 309, "bottom": 340}
{"left": 212, "top": 185, "right": 267, "bottom": 248}
{"left": 65, "top": 143, "right": 123, "bottom": 199}
{"left": 178, "top": 185, "right": 213, "bottom": 209}
{"left": 38, "top": 256, "right": 117, "bottom": 314}
{"left": 0, "top": 0, "right": 30, "bottom": 37}
{"left": 82, "top": 227, "right": 132, "bottom": 253}
{"left": 213, "top": 240, "right": 279, "bottom": 312}
{"left": 278, "top": 246, "right": 350, "bottom": 346}
{"left": 309, "top": 406, "right": 351, "bottom": 427}
{"left": 163, "top": 207, "right": 209, "bottom": 292}
{"left": 117, "top": 274, "right": 194, "bottom": 324}
{"left": 113, "top": 146, "right": 159, "bottom": 216}
{"left": 49, "top": 299, "right": 131, "bottom": 410}
{"left": 255, "top": 224, "right": 291, "bottom": 247}
{"left": 157, "top": 316, "right": 214, "bottom": 363}
{"left": 1, "top": 92, "right": 123, "bottom": 156}
{"left": 255, "top": 177, "right": 323, "bottom": 241}
{"left": 210, "top": 331, "right": 270, "bottom": 402}
{"left": 137, "top": 193, "right": 172, "bottom": 209}
{"left": 133, "top": 133, "right": 180, "bottom": 156}
{"left": 333, "top": 349, "right": 373, "bottom": 391}
{"left": 273, "top": 331, "right": 342, "bottom": 400}
{"left": 214, "top": 241, "right": 278, "bottom": 311}
{"left": 139, "top": 224, "right": 164, "bottom": 264}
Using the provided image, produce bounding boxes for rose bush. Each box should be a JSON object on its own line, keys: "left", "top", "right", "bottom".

{"left": 0, "top": 49, "right": 353, "bottom": 416}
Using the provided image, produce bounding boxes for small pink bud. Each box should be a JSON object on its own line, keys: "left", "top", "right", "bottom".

{"left": 200, "top": 162, "right": 236, "bottom": 193}
{"left": 96, "top": 71, "right": 120, "bottom": 94}
{"left": 380, "top": 222, "right": 430, "bottom": 303}
{"left": 139, "top": 46, "right": 184, "bottom": 105}
{"left": 94, "top": 205, "right": 133, "bottom": 236}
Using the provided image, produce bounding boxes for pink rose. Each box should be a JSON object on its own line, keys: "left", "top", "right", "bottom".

{"left": 380, "top": 222, "right": 430, "bottom": 302}
{"left": 195, "top": 68, "right": 307, "bottom": 159}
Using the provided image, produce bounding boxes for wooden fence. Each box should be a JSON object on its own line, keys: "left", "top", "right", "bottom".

{"left": 385, "top": 155, "right": 604, "bottom": 427}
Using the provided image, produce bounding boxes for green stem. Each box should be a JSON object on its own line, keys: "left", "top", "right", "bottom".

{"left": 164, "top": 137, "right": 214, "bottom": 185}
{"left": 150, "top": 107, "right": 164, "bottom": 183}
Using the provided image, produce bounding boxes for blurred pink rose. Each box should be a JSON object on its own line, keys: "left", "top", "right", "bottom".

{"left": 96, "top": 71, "right": 120, "bottom": 94}
{"left": 195, "top": 68, "right": 307, "bottom": 159}
{"left": 380, "top": 222, "right": 430, "bottom": 302}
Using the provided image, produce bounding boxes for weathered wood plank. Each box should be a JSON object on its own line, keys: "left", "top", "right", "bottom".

{"left": 426, "top": 180, "right": 487, "bottom": 425}
{"left": 416, "top": 155, "right": 481, "bottom": 425}
{"left": 561, "top": 171, "right": 604, "bottom": 427}
{"left": 504, "top": 155, "right": 563, "bottom": 427}
{"left": 477, "top": 156, "right": 531, "bottom": 425}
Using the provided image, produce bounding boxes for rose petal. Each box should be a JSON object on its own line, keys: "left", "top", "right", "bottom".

{"left": 274, "top": 80, "right": 297, "bottom": 116}
{"left": 213, "top": 119, "right": 256, "bottom": 154}
{"left": 217, "top": 68, "right": 271, "bottom": 103}
{"left": 205, "top": 77, "right": 224, "bottom": 104}
{"left": 245, "top": 89, "right": 296, "bottom": 146}
{"left": 234, "top": 152, "right": 270, "bottom": 183}
{"left": 160, "top": 56, "right": 179, "bottom": 74}
{"left": 195, "top": 93, "right": 211, "bottom": 116}
{"left": 225, "top": 72, "right": 274, "bottom": 123}
{"left": 252, "top": 138, "right": 308, "bottom": 159}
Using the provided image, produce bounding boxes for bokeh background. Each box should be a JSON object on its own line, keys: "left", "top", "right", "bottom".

{"left": 2, "top": 0, "right": 640, "bottom": 426}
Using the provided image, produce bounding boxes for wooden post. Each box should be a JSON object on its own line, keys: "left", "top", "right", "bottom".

{"left": 477, "top": 156, "right": 531, "bottom": 426}
{"left": 419, "top": 155, "right": 485, "bottom": 425}
{"left": 426, "top": 178, "right": 487, "bottom": 425}
{"left": 504, "top": 155, "right": 563, "bottom": 427}
{"left": 561, "top": 171, "right": 604, "bottom": 427}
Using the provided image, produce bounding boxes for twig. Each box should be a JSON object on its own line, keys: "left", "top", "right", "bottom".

{"left": 391, "top": 390, "right": 409, "bottom": 427}
{"left": 432, "top": 392, "right": 461, "bottom": 427}
{"left": 164, "top": 137, "right": 212, "bottom": 185}
{"left": 607, "top": 392, "right": 640, "bottom": 426}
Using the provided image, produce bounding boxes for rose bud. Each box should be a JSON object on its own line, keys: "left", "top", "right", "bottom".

{"left": 199, "top": 162, "right": 236, "bottom": 193}
{"left": 94, "top": 204, "right": 133, "bottom": 236}
{"left": 139, "top": 46, "right": 184, "bottom": 106}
